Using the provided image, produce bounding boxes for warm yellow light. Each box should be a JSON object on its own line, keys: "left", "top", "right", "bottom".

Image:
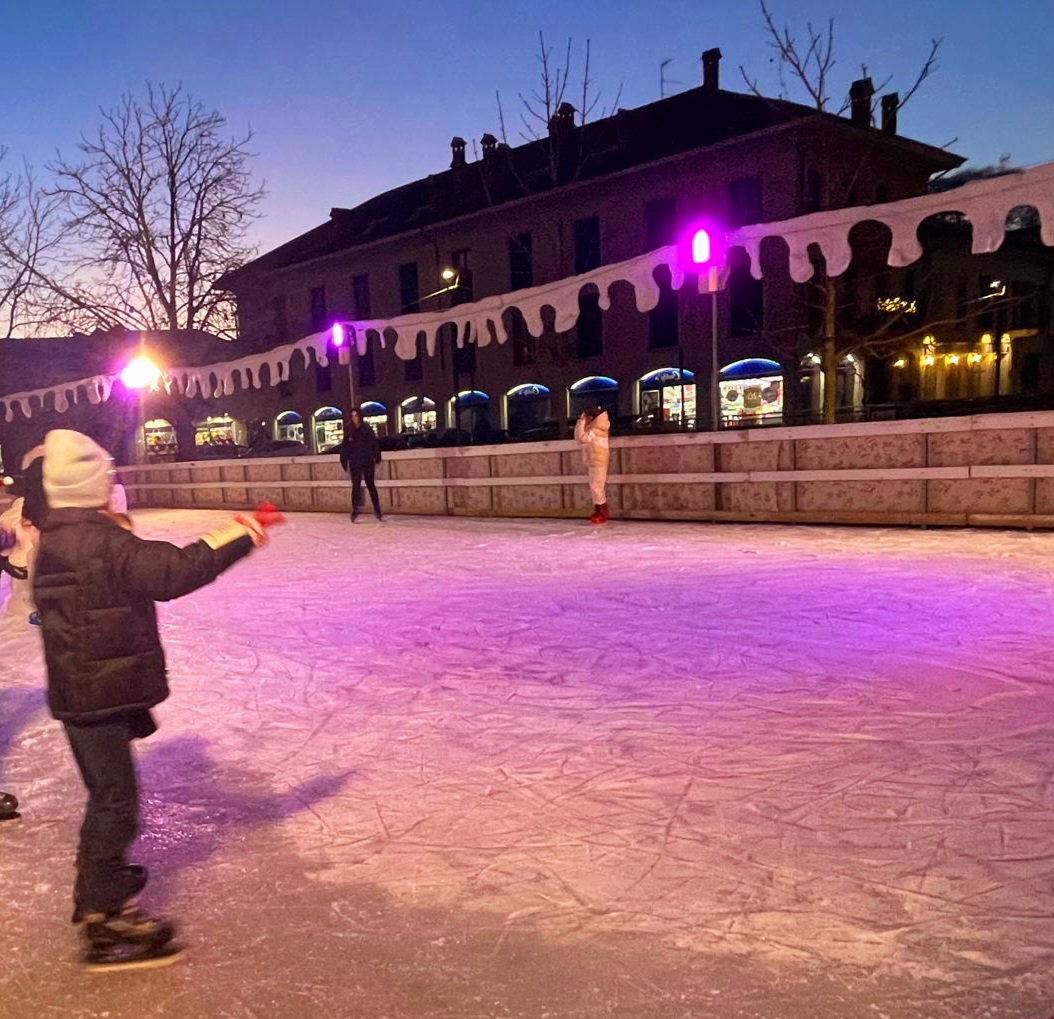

{"left": 921, "top": 354, "right": 936, "bottom": 367}
{"left": 440, "top": 267, "right": 457, "bottom": 282}
{"left": 946, "top": 354, "right": 960, "bottom": 366}
{"left": 967, "top": 352, "right": 982, "bottom": 365}
{"left": 893, "top": 358, "right": 907, "bottom": 369}
{"left": 120, "top": 354, "right": 162, "bottom": 391}
{"left": 923, "top": 335, "right": 936, "bottom": 347}
{"left": 981, "top": 333, "right": 993, "bottom": 347}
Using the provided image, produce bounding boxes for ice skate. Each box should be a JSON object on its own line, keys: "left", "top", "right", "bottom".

{"left": 72, "top": 864, "right": 148, "bottom": 924}
{"left": 0, "top": 791, "right": 18, "bottom": 820}
{"left": 82, "top": 909, "right": 180, "bottom": 973}
{"left": 589, "top": 505, "right": 607, "bottom": 525}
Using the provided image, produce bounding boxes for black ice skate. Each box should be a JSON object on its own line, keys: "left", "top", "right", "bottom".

{"left": 82, "top": 908, "right": 180, "bottom": 973}
{"left": 72, "top": 864, "right": 148, "bottom": 924}
{"left": 0, "top": 791, "right": 18, "bottom": 820}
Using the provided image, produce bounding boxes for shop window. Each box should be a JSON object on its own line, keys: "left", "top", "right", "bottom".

{"left": 400, "top": 396, "right": 436, "bottom": 434}
{"left": 360, "top": 401, "right": 389, "bottom": 437}
{"left": 144, "top": 418, "right": 177, "bottom": 462}
{"left": 719, "top": 359, "right": 783, "bottom": 427}
{"left": 448, "top": 390, "right": 490, "bottom": 434}
{"left": 194, "top": 415, "right": 243, "bottom": 453}
{"left": 638, "top": 368, "right": 696, "bottom": 427}
{"left": 312, "top": 406, "right": 344, "bottom": 453}
{"left": 505, "top": 384, "right": 552, "bottom": 437}
{"left": 275, "top": 411, "right": 304, "bottom": 444}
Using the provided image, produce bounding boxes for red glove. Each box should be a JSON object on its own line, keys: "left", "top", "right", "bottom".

{"left": 237, "top": 501, "right": 285, "bottom": 529}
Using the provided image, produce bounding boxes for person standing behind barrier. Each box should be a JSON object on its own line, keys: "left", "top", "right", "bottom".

{"left": 574, "top": 406, "right": 611, "bottom": 525}
{"left": 339, "top": 408, "right": 384, "bottom": 522}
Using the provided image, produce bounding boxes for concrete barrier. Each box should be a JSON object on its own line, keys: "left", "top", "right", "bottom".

{"left": 121, "top": 409, "right": 1054, "bottom": 529}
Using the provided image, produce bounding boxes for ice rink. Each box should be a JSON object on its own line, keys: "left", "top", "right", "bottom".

{"left": 2, "top": 509, "right": 1054, "bottom": 1018}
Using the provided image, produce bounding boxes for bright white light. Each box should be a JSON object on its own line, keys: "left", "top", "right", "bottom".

{"left": 332, "top": 323, "right": 346, "bottom": 347}
{"left": 120, "top": 354, "right": 161, "bottom": 391}
{"left": 691, "top": 229, "right": 711, "bottom": 265}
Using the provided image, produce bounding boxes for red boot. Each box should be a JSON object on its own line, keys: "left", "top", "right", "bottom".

{"left": 589, "top": 505, "right": 606, "bottom": 525}
{"left": 599, "top": 503, "right": 610, "bottom": 522}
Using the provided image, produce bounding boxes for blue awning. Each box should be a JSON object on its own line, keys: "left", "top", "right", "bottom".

{"left": 720, "top": 359, "right": 782, "bottom": 379}
{"left": 570, "top": 376, "right": 618, "bottom": 393}
{"left": 451, "top": 390, "right": 489, "bottom": 408}
{"left": 641, "top": 367, "right": 696, "bottom": 387}
{"left": 359, "top": 401, "right": 387, "bottom": 415}
{"left": 507, "top": 383, "right": 551, "bottom": 401}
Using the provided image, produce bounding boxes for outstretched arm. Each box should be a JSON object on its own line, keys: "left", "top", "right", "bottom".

{"left": 111, "top": 520, "right": 261, "bottom": 602}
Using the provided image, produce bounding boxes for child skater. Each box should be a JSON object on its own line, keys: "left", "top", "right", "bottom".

{"left": 574, "top": 405, "right": 611, "bottom": 524}
{"left": 33, "top": 429, "right": 279, "bottom": 971}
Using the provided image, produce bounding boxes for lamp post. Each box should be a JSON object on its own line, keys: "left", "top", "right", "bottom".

{"left": 681, "top": 225, "right": 727, "bottom": 431}
{"left": 120, "top": 354, "right": 162, "bottom": 464}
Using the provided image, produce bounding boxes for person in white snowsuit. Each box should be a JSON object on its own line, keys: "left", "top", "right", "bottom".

{"left": 574, "top": 407, "right": 611, "bottom": 524}
{"left": 0, "top": 446, "right": 45, "bottom": 621}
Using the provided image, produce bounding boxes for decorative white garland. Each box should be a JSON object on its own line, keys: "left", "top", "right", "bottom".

{"left": 3, "top": 160, "right": 1052, "bottom": 423}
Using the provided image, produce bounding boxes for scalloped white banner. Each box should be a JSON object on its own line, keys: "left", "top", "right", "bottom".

{"left": 3, "top": 160, "right": 1052, "bottom": 422}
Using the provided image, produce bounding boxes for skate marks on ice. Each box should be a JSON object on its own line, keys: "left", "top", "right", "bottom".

{"left": 2, "top": 511, "right": 1054, "bottom": 1016}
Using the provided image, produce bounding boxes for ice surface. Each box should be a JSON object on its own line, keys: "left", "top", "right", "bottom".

{"left": 2, "top": 510, "right": 1054, "bottom": 1018}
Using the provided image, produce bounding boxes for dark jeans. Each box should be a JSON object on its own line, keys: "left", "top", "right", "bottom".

{"left": 350, "top": 462, "right": 381, "bottom": 515}
{"left": 64, "top": 713, "right": 152, "bottom": 915}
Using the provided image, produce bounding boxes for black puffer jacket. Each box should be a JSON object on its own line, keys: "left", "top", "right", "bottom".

{"left": 34, "top": 509, "right": 252, "bottom": 723}
{"left": 338, "top": 424, "right": 381, "bottom": 471}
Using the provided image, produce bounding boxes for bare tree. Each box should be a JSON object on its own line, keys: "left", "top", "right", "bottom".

{"left": 45, "top": 83, "right": 264, "bottom": 338}
{"left": 0, "top": 154, "right": 62, "bottom": 338}
{"left": 738, "top": 1, "right": 943, "bottom": 422}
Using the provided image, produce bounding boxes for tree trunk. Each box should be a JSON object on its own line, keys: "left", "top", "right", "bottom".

{"left": 822, "top": 278, "right": 838, "bottom": 424}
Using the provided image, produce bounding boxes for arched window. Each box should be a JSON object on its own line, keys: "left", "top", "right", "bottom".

{"left": 312, "top": 406, "right": 344, "bottom": 453}
{"left": 143, "top": 418, "right": 176, "bottom": 463}
{"left": 638, "top": 368, "right": 697, "bottom": 426}
{"left": 400, "top": 396, "right": 437, "bottom": 434}
{"left": 274, "top": 410, "right": 304, "bottom": 444}
{"left": 568, "top": 376, "right": 618, "bottom": 420}
{"left": 447, "top": 390, "right": 490, "bottom": 433}
{"left": 719, "top": 359, "right": 783, "bottom": 427}
{"left": 194, "top": 414, "right": 243, "bottom": 451}
{"left": 359, "top": 401, "right": 389, "bottom": 437}
{"left": 505, "top": 384, "right": 552, "bottom": 437}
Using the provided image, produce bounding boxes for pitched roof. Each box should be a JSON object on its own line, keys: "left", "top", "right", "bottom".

{"left": 219, "top": 84, "right": 962, "bottom": 288}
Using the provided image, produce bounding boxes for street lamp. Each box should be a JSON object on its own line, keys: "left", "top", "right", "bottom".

{"left": 120, "top": 354, "right": 162, "bottom": 464}
{"left": 679, "top": 222, "right": 727, "bottom": 431}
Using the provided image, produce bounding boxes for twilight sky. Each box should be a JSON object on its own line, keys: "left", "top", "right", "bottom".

{"left": 2, "top": 0, "right": 1052, "bottom": 254}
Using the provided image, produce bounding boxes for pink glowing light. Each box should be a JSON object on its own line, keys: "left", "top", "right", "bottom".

{"left": 331, "top": 323, "right": 346, "bottom": 347}
{"left": 120, "top": 354, "right": 161, "bottom": 391}
{"left": 691, "top": 228, "right": 712, "bottom": 265}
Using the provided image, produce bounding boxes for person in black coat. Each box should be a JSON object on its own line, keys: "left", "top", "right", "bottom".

{"left": 33, "top": 429, "right": 269, "bottom": 966}
{"left": 338, "top": 408, "right": 383, "bottom": 521}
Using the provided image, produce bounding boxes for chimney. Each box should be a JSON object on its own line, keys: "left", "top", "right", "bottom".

{"left": 547, "top": 102, "right": 576, "bottom": 138}
{"left": 480, "top": 133, "right": 498, "bottom": 161}
{"left": 849, "top": 77, "right": 874, "bottom": 127}
{"left": 702, "top": 48, "right": 722, "bottom": 93}
{"left": 450, "top": 136, "right": 466, "bottom": 169}
{"left": 881, "top": 93, "right": 899, "bottom": 136}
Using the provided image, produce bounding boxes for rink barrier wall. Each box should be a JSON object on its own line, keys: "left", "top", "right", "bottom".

{"left": 121, "top": 409, "right": 1054, "bottom": 529}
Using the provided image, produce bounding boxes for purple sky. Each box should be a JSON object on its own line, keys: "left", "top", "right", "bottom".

{"left": 3, "top": 0, "right": 1052, "bottom": 254}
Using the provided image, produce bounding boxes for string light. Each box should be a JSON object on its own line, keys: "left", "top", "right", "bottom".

{"left": 893, "top": 357, "right": 907, "bottom": 369}
{"left": 968, "top": 352, "right": 983, "bottom": 365}
{"left": 946, "top": 354, "right": 960, "bottom": 366}
{"left": 921, "top": 354, "right": 936, "bottom": 367}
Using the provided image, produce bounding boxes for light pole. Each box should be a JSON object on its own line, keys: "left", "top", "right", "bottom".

{"left": 120, "top": 353, "right": 162, "bottom": 464}
{"left": 681, "top": 225, "right": 728, "bottom": 431}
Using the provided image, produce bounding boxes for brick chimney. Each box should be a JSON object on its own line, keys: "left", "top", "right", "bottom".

{"left": 849, "top": 78, "right": 874, "bottom": 127}
{"left": 547, "top": 102, "right": 576, "bottom": 137}
{"left": 450, "top": 136, "right": 466, "bottom": 169}
{"left": 702, "top": 48, "right": 722, "bottom": 93}
{"left": 881, "top": 93, "right": 899, "bottom": 136}
{"left": 480, "top": 133, "right": 498, "bottom": 161}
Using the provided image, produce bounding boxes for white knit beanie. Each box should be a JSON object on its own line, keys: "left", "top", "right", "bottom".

{"left": 43, "top": 430, "right": 114, "bottom": 510}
